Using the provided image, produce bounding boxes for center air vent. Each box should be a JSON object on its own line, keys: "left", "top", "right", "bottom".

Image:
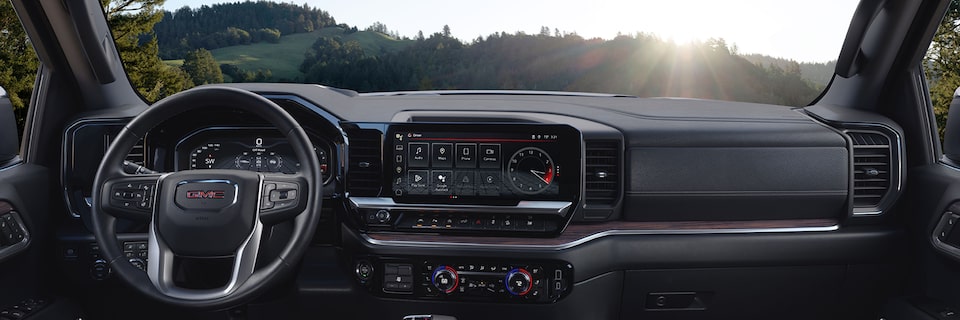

{"left": 584, "top": 140, "right": 621, "bottom": 205}
{"left": 849, "top": 131, "right": 892, "bottom": 209}
{"left": 347, "top": 129, "right": 383, "bottom": 197}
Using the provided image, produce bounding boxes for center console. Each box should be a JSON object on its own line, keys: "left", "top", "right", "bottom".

{"left": 346, "top": 123, "right": 583, "bottom": 237}
{"left": 343, "top": 122, "right": 583, "bottom": 303}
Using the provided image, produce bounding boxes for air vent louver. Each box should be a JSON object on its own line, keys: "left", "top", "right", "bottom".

{"left": 347, "top": 129, "right": 383, "bottom": 197}
{"left": 105, "top": 133, "right": 145, "bottom": 167}
{"left": 850, "top": 131, "right": 891, "bottom": 208}
{"left": 585, "top": 140, "right": 621, "bottom": 205}
{"left": 125, "top": 140, "right": 145, "bottom": 166}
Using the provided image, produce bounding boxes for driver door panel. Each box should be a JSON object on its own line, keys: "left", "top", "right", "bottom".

{"left": 889, "top": 164, "right": 960, "bottom": 318}
{"left": 0, "top": 164, "right": 51, "bottom": 312}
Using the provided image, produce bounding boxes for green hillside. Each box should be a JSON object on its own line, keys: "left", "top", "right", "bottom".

{"left": 166, "top": 27, "right": 413, "bottom": 81}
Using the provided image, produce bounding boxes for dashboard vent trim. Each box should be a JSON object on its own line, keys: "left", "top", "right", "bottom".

{"left": 584, "top": 140, "right": 621, "bottom": 206}
{"left": 347, "top": 129, "right": 383, "bottom": 197}
{"left": 848, "top": 130, "right": 893, "bottom": 212}
{"left": 105, "top": 134, "right": 145, "bottom": 167}
{"left": 126, "top": 139, "right": 146, "bottom": 166}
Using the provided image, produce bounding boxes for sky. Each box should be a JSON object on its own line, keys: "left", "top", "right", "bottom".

{"left": 161, "top": 0, "right": 860, "bottom": 63}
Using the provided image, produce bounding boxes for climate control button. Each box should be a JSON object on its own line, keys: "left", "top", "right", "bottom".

{"left": 431, "top": 266, "right": 459, "bottom": 294}
{"left": 505, "top": 268, "right": 533, "bottom": 296}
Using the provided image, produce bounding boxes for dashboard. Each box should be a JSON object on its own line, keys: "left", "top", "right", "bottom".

{"left": 56, "top": 84, "right": 905, "bottom": 319}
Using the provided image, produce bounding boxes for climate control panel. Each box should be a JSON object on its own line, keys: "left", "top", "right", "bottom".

{"left": 353, "top": 257, "right": 573, "bottom": 303}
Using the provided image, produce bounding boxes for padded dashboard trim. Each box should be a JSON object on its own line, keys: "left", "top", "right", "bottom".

{"left": 363, "top": 218, "right": 838, "bottom": 248}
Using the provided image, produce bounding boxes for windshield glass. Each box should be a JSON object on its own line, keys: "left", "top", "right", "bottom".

{"left": 105, "top": 0, "right": 859, "bottom": 106}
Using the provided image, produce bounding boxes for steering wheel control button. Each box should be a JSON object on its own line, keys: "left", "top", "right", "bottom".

{"left": 107, "top": 180, "right": 157, "bottom": 216}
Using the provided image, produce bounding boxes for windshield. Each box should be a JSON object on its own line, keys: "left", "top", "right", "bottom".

{"left": 104, "top": 0, "right": 859, "bottom": 107}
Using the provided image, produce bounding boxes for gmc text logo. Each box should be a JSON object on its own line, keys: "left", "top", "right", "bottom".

{"left": 185, "top": 190, "right": 226, "bottom": 200}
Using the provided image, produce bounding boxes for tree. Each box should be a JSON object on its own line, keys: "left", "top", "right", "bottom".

{"left": 927, "top": 0, "right": 960, "bottom": 138}
{"left": 181, "top": 49, "right": 223, "bottom": 85}
{"left": 0, "top": 0, "right": 39, "bottom": 134}
{"left": 442, "top": 25, "right": 451, "bottom": 38}
{"left": 102, "top": 0, "right": 193, "bottom": 102}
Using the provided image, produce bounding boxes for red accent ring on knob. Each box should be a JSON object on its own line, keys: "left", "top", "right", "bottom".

{"left": 432, "top": 265, "right": 459, "bottom": 294}
{"left": 506, "top": 268, "right": 533, "bottom": 296}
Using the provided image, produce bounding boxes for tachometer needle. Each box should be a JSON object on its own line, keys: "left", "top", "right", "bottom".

{"left": 530, "top": 170, "right": 548, "bottom": 183}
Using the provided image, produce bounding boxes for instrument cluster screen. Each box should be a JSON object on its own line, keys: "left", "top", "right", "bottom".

{"left": 175, "top": 128, "right": 329, "bottom": 177}
{"left": 385, "top": 124, "right": 581, "bottom": 203}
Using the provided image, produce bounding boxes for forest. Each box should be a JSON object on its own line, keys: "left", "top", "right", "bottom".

{"left": 6, "top": 0, "right": 960, "bottom": 136}
{"left": 297, "top": 31, "right": 820, "bottom": 106}
{"left": 153, "top": 1, "right": 338, "bottom": 59}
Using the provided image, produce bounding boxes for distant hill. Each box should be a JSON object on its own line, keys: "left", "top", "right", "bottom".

{"left": 164, "top": 27, "right": 413, "bottom": 81}
{"left": 154, "top": 1, "right": 338, "bottom": 59}
{"left": 742, "top": 54, "right": 836, "bottom": 88}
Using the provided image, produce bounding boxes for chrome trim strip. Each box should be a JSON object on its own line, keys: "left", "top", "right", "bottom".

{"left": 349, "top": 197, "right": 573, "bottom": 216}
{"left": 844, "top": 125, "right": 904, "bottom": 216}
{"left": 146, "top": 174, "right": 264, "bottom": 300}
{"left": 361, "top": 224, "right": 841, "bottom": 251}
{"left": 61, "top": 118, "right": 132, "bottom": 218}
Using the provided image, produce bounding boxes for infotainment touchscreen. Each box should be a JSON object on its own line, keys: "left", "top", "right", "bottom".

{"left": 385, "top": 124, "right": 581, "bottom": 204}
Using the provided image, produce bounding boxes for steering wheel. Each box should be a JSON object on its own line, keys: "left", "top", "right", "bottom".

{"left": 90, "top": 86, "right": 323, "bottom": 308}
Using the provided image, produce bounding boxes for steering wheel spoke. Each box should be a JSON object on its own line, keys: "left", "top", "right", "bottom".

{"left": 259, "top": 173, "right": 309, "bottom": 224}
{"left": 99, "top": 173, "right": 163, "bottom": 222}
{"left": 146, "top": 208, "right": 265, "bottom": 301}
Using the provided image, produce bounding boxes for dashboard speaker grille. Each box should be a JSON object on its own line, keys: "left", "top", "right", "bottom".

{"left": 347, "top": 129, "right": 383, "bottom": 197}
{"left": 584, "top": 140, "right": 621, "bottom": 205}
{"left": 849, "top": 131, "right": 891, "bottom": 208}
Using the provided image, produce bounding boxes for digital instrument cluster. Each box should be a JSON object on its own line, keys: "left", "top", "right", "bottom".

{"left": 175, "top": 128, "right": 329, "bottom": 178}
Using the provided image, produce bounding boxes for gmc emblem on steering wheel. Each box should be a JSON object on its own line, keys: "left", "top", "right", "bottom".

{"left": 185, "top": 190, "right": 226, "bottom": 200}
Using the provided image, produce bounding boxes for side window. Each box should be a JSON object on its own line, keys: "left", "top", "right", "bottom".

{"left": 0, "top": 1, "right": 39, "bottom": 142}
{"left": 926, "top": 1, "right": 960, "bottom": 142}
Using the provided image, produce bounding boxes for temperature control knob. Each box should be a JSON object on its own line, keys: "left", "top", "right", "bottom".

{"left": 431, "top": 266, "right": 459, "bottom": 294}
{"left": 505, "top": 268, "right": 533, "bottom": 296}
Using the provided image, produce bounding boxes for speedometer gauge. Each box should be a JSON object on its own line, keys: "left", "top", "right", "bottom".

{"left": 190, "top": 143, "right": 224, "bottom": 169}
{"left": 507, "top": 147, "right": 556, "bottom": 194}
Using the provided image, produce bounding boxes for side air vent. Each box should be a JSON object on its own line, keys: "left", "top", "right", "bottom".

{"left": 849, "top": 131, "right": 892, "bottom": 209}
{"left": 126, "top": 139, "right": 145, "bottom": 166}
{"left": 584, "top": 140, "right": 621, "bottom": 205}
{"left": 347, "top": 129, "right": 383, "bottom": 197}
{"left": 104, "top": 134, "right": 145, "bottom": 167}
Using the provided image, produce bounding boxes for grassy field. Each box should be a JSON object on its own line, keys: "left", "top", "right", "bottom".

{"left": 163, "top": 27, "right": 413, "bottom": 81}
